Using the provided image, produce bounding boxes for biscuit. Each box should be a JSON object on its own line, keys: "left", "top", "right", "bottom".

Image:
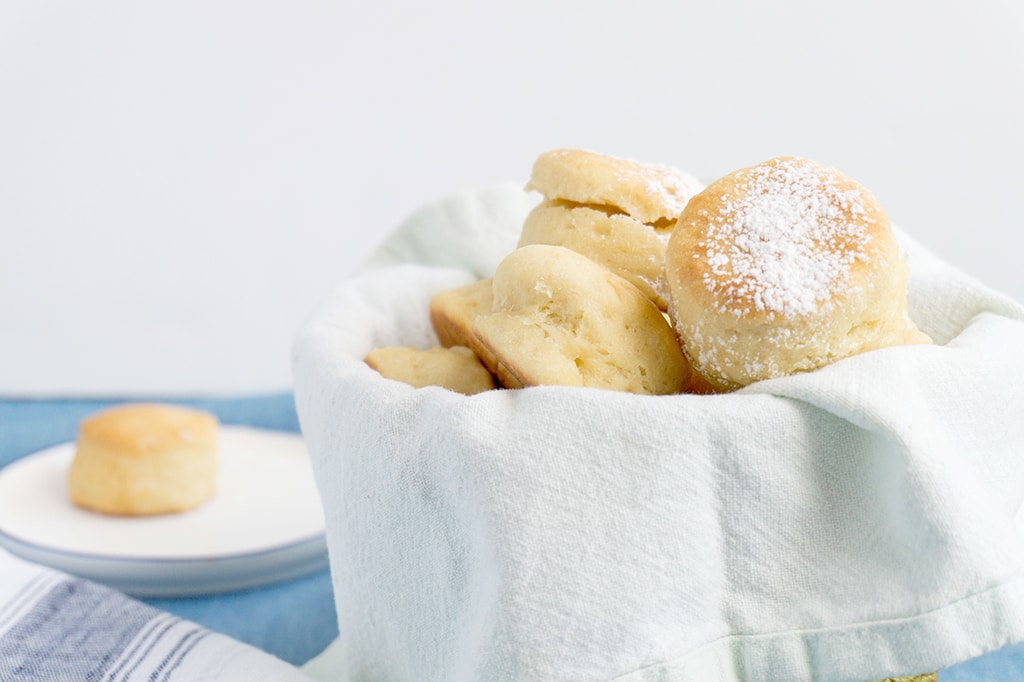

{"left": 473, "top": 244, "right": 692, "bottom": 395}
{"left": 519, "top": 203, "right": 675, "bottom": 310}
{"left": 665, "top": 156, "right": 931, "bottom": 392}
{"left": 68, "top": 403, "right": 219, "bottom": 516}
{"left": 428, "top": 279, "right": 523, "bottom": 389}
{"left": 526, "top": 148, "right": 704, "bottom": 224}
{"left": 520, "top": 149, "right": 704, "bottom": 310}
{"left": 365, "top": 345, "right": 497, "bottom": 395}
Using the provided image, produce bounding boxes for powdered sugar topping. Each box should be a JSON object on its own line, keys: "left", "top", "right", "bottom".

{"left": 700, "top": 157, "right": 874, "bottom": 318}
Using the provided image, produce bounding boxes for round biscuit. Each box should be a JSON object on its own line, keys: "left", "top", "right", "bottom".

{"left": 665, "top": 156, "right": 931, "bottom": 392}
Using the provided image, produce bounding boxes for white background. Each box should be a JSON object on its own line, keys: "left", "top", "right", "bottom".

{"left": 2, "top": 1, "right": 1022, "bottom": 396}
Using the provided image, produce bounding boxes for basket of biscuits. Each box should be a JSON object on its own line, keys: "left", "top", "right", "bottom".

{"left": 292, "top": 150, "right": 1024, "bottom": 681}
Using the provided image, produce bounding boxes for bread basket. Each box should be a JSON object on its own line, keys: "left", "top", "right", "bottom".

{"left": 293, "top": 184, "right": 1024, "bottom": 681}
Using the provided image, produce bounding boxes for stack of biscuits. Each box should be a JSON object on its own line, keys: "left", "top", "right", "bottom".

{"left": 365, "top": 149, "right": 931, "bottom": 395}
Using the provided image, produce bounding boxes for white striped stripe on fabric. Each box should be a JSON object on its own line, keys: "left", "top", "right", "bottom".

{"left": 0, "top": 570, "right": 64, "bottom": 640}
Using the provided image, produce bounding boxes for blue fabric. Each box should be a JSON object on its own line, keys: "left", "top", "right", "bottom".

{"left": 0, "top": 395, "right": 338, "bottom": 666}
{"left": 943, "top": 642, "right": 1024, "bottom": 680}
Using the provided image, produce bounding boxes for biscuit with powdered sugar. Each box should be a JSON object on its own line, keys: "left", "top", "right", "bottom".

{"left": 665, "top": 156, "right": 931, "bottom": 392}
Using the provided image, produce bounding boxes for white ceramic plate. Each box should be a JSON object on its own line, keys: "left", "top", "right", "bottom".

{"left": 0, "top": 427, "right": 328, "bottom": 597}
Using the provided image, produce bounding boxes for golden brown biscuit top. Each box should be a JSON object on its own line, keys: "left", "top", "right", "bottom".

{"left": 77, "top": 403, "right": 219, "bottom": 455}
{"left": 673, "top": 156, "right": 893, "bottom": 320}
{"left": 526, "top": 148, "right": 704, "bottom": 224}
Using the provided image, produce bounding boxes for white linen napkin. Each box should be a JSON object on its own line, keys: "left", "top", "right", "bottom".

{"left": 292, "top": 184, "right": 1024, "bottom": 682}
{"left": 0, "top": 547, "right": 313, "bottom": 681}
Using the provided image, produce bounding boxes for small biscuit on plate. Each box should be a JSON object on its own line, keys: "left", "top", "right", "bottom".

{"left": 68, "top": 403, "right": 219, "bottom": 516}
{"left": 365, "top": 345, "right": 497, "bottom": 395}
{"left": 473, "top": 244, "right": 692, "bottom": 395}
